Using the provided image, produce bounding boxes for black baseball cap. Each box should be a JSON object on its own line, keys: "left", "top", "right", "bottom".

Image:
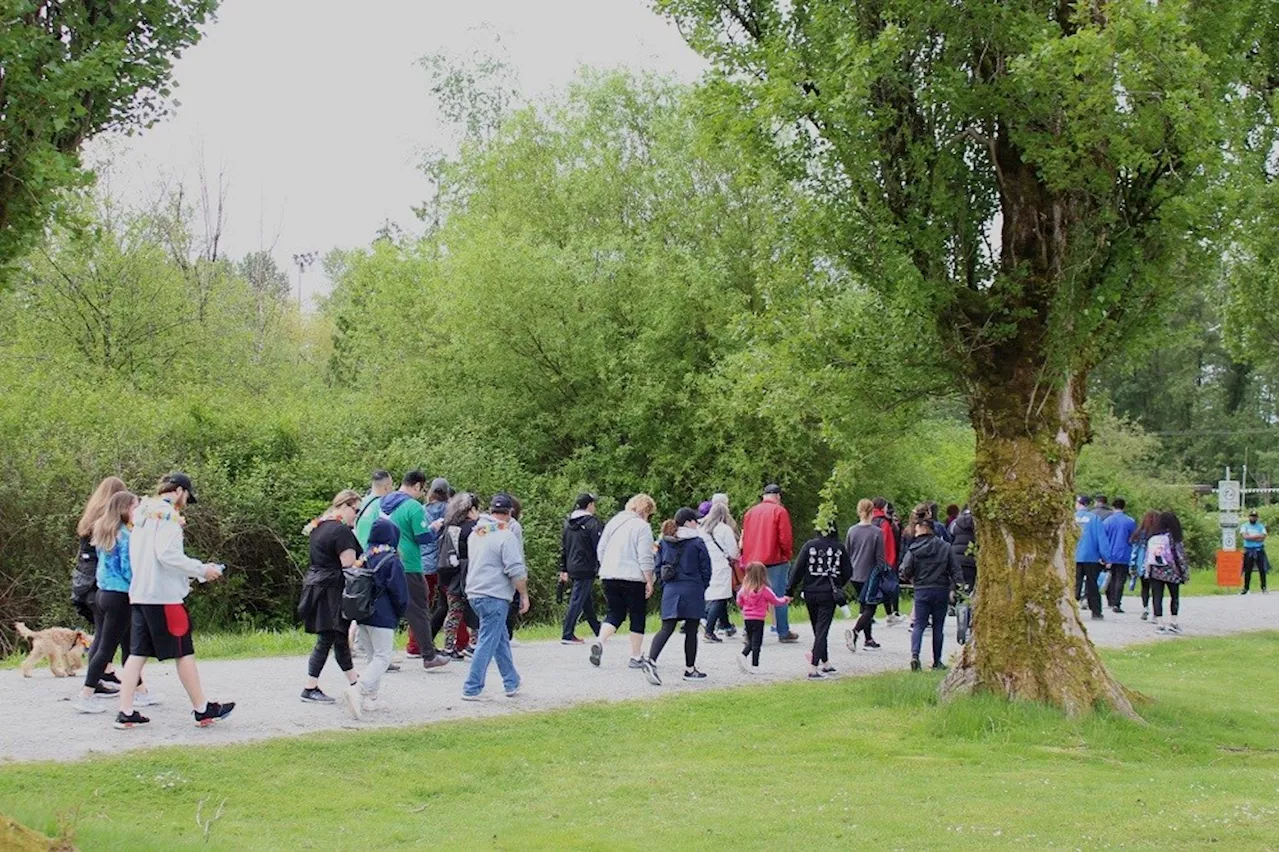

{"left": 674, "top": 506, "right": 700, "bottom": 525}
{"left": 763, "top": 483, "right": 782, "bottom": 495}
{"left": 161, "top": 471, "right": 198, "bottom": 504}
{"left": 1248, "top": 510, "right": 1258, "bottom": 517}
{"left": 575, "top": 492, "right": 596, "bottom": 510}
{"left": 490, "top": 493, "right": 515, "bottom": 513}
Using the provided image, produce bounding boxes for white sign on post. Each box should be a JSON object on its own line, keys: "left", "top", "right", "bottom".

{"left": 1219, "top": 479, "right": 1241, "bottom": 550}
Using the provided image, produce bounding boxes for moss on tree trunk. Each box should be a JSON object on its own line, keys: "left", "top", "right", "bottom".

{"left": 941, "top": 373, "right": 1138, "bottom": 719}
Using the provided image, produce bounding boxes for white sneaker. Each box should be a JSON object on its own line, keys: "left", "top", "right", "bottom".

{"left": 73, "top": 695, "right": 107, "bottom": 714}
{"left": 737, "top": 654, "right": 749, "bottom": 674}
{"left": 362, "top": 696, "right": 390, "bottom": 713}
{"left": 844, "top": 629, "right": 858, "bottom": 653}
{"left": 342, "top": 684, "right": 364, "bottom": 721}
{"left": 134, "top": 691, "right": 163, "bottom": 707}
{"left": 641, "top": 657, "right": 662, "bottom": 686}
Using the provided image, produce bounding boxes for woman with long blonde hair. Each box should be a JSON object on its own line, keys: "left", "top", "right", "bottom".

{"left": 74, "top": 491, "right": 160, "bottom": 714}
{"left": 298, "top": 489, "right": 365, "bottom": 704}
{"left": 72, "top": 476, "right": 128, "bottom": 687}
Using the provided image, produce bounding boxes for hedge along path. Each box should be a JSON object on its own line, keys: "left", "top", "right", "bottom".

{"left": 1, "top": 594, "right": 1275, "bottom": 764}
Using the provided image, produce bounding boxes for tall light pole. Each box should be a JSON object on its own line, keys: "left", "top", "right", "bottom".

{"left": 292, "top": 251, "right": 318, "bottom": 310}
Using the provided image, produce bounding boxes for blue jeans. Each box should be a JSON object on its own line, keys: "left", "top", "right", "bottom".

{"left": 910, "top": 588, "right": 951, "bottom": 665}
{"left": 704, "top": 599, "right": 732, "bottom": 634}
{"left": 463, "top": 595, "right": 520, "bottom": 697}
{"left": 766, "top": 563, "right": 790, "bottom": 636}
{"left": 561, "top": 577, "right": 601, "bottom": 640}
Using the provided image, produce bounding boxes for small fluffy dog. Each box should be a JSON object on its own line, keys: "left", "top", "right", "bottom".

{"left": 14, "top": 622, "right": 90, "bottom": 678}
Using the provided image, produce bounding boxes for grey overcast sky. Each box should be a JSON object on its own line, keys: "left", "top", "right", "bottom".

{"left": 91, "top": 1, "right": 705, "bottom": 305}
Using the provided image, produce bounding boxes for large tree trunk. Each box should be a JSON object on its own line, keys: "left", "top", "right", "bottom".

{"left": 940, "top": 136, "right": 1138, "bottom": 718}
{"left": 941, "top": 370, "right": 1137, "bottom": 717}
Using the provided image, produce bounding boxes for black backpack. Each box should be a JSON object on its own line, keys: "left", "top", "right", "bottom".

{"left": 342, "top": 563, "right": 380, "bottom": 622}
{"left": 657, "top": 540, "right": 686, "bottom": 583}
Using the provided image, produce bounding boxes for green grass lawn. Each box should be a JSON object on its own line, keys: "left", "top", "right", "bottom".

{"left": 1, "top": 632, "right": 1275, "bottom": 850}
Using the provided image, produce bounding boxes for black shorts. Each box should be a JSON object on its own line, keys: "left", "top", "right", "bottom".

{"left": 130, "top": 604, "right": 196, "bottom": 661}
{"left": 602, "top": 579, "right": 647, "bottom": 634}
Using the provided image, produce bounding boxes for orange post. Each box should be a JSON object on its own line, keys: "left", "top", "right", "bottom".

{"left": 1216, "top": 550, "right": 1243, "bottom": 587}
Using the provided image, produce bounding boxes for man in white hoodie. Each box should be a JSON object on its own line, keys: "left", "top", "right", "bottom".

{"left": 589, "top": 493, "right": 657, "bottom": 670}
{"left": 115, "top": 472, "right": 235, "bottom": 730}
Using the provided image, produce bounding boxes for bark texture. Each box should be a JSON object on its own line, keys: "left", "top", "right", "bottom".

{"left": 941, "top": 359, "right": 1138, "bottom": 716}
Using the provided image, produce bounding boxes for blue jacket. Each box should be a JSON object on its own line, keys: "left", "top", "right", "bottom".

{"left": 1074, "top": 507, "right": 1108, "bottom": 563}
{"left": 95, "top": 527, "right": 133, "bottom": 593}
{"left": 1103, "top": 512, "right": 1137, "bottom": 565}
{"left": 360, "top": 519, "right": 409, "bottom": 629}
{"left": 656, "top": 531, "right": 712, "bottom": 620}
{"left": 421, "top": 501, "right": 446, "bottom": 574}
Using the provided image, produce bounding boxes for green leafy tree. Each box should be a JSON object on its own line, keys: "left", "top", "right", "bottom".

{"left": 658, "top": 0, "right": 1275, "bottom": 715}
{"left": 0, "top": 0, "right": 217, "bottom": 278}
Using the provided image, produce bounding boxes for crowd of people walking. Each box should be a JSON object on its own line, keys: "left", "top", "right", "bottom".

{"left": 60, "top": 469, "right": 1266, "bottom": 729}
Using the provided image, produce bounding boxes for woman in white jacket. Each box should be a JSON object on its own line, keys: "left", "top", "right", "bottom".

{"left": 589, "top": 494, "right": 657, "bottom": 671}
{"left": 699, "top": 502, "right": 740, "bottom": 641}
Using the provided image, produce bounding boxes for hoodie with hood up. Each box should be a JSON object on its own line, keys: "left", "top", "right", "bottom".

{"left": 379, "top": 491, "right": 433, "bottom": 575}
{"left": 361, "top": 518, "right": 410, "bottom": 629}
{"left": 561, "top": 510, "right": 603, "bottom": 580}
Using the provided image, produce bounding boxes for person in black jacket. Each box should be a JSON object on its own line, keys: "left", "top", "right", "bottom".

{"left": 948, "top": 507, "right": 977, "bottom": 590}
{"left": 900, "top": 502, "right": 963, "bottom": 672}
{"left": 560, "top": 493, "right": 603, "bottom": 644}
{"left": 788, "top": 521, "right": 853, "bottom": 679}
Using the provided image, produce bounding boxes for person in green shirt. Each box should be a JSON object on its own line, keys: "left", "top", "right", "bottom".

{"left": 354, "top": 470, "right": 394, "bottom": 549}
{"left": 378, "top": 470, "right": 447, "bottom": 669}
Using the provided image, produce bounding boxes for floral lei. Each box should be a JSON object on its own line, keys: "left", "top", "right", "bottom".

{"left": 302, "top": 514, "right": 344, "bottom": 537}
{"left": 353, "top": 544, "right": 394, "bottom": 569}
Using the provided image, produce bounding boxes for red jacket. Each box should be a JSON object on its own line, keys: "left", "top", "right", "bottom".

{"left": 739, "top": 500, "right": 794, "bottom": 566}
{"left": 872, "top": 510, "right": 897, "bottom": 568}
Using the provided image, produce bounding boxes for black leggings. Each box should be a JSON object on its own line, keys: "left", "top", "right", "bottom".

{"left": 1150, "top": 579, "right": 1180, "bottom": 618}
{"left": 741, "top": 619, "right": 765, "bottom": 666}
{"left": 649, "top": 618, "right": 699, "bottom": 668}
{"left": 806, "top": 598, "right": 836, "bottom": 665}
{"left": 307, "top": 629, "right": 353, "bottom": 678}
{"left": 851, "top": 581, "right": 877, "bottom": 640}
{"left": 83, "top": 590, "right": 131, "bottom": 688}
{"left": 1140, "top": 577, "right": 1151, "bottom": 608}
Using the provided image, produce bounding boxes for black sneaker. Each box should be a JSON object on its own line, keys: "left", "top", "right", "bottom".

{"left": 627, "top": 657, "right": 644, "bottom": 670}
{"left": 114, "top": 710, "right": 150, "bottom": 729}
{"left": 589, "top": 641, "right": 604, "bottom": 667}
{"left": 100, "top": 671, "right": 121, "bottom": 685}
{"left": 386, "top": 662, "right": 402, "bottom": 673}
{"left": 300, "top": 687, "right": 334, "bottom": 704}
{"left": 1112, "top": 606, "right": 1125, "bottom": 614}
{"left": 702, "top": 632, "right": 722, "bottom": 643}
{"left": 448, "top": 650, "right": 466, "bottom": 662}
{"left": 931, "top": 662, "right": 948, "bottom": 671}
{"left": 863, "top": 639, "right": 881, "bottom": 649}
{"left": 723, "top": 626, "right": 737, "bottom": 638}
{"left": 910, "top": 657, "right": 922, "bottom": 672}
{"left": 1090, "top": 613, "right": 1104, "bottom": 620}
{"left": 683, "top": 668, "right": 707, "bottom": 681}
{"left": 93, "top": 682, "right": 120, "bottom": 696}
{"left": 194, "top": 701, "right": 235, "bottom": 727}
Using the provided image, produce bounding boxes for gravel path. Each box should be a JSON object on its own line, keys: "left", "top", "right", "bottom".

{"left": 2, "top": 593, "right": 1275, "bottom": 764}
